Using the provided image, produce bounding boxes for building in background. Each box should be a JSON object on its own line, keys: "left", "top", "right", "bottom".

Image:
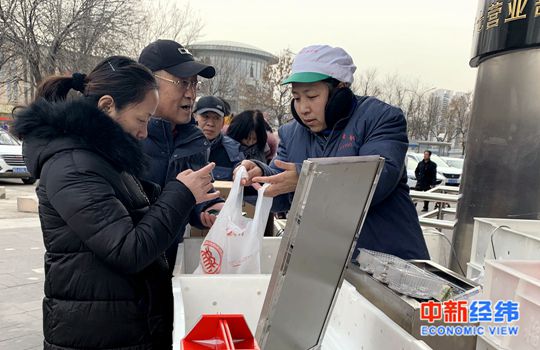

{"left": 188, "top": 40, "right": 278, "bottom": 113}
{"left": 429, "top": 88, "right": 470, "bottom": 153}
{"left": 431, "top": 89, "right": 467, "bottom": 119}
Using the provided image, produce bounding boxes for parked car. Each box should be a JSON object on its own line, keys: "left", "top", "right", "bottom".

{"left": 406, "top": 156, "right": 444, "bottom": 189}
{"left": 441, "top": 156, "right": 464, "bottom": 170}
{"left": 0, "top": 130, "right": 35, "bottom": 184}
{"left": 407, "top": 152, "right": 461, "bottom": 186}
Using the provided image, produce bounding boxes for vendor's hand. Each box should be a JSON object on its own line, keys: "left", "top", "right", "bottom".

{"left": 252, "top": 160, "right": 299, "bottom": 197}
{"left": 200, "top": 202, "right": 224, "bottom": 228}
{"left": 176, "top": 163, "right": 220, "bottom": 204}
{"left": 233, "top": 160, "right": 263, "bottom": 187}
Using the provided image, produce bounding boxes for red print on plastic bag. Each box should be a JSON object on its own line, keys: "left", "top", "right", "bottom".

{"left": 200, "top": 240, "right": 223, "bottom": 274}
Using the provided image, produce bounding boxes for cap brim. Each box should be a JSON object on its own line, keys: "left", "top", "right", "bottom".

{"left": 281, "top": 72, "right": 331, "bottom": 85}
{"left": 165, "top": 60, "right": 216, "bottom": 79}
{"left": 194, "top": 108, "right": 224, "bottom": 117}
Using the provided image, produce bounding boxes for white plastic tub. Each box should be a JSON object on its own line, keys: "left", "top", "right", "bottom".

{"left": 172, "top": 237, "right": 432, "bottom": 350}
{"left": 481, "top": 260, "right": 540, "bottom": 350}
{"left": 470, "top": 218, "right": 540, "bottom": 268}
{"left": 467, "top": 261, "right": 484, "bottom": 281}
{"left": 423, "top": 230, "right": 451, "bottom": 267}
{"left": 172, "top": 274, "right": 270, "bottom": 347}
{"left": 322, "top": 281, "right": 432, "bottom": 350}
{"left": 173, "top": 277, "right": 432, "bottom": 350}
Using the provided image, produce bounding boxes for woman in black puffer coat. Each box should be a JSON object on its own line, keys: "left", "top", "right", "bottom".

{"left": 13, "top": 56, "right": 218, "bottom": 350}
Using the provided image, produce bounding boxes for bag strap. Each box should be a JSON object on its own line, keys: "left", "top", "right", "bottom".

{"left": 227, "top": 166, "right": 247, "bottom": 213}
{"left": 253, "top": 183, "right": 273, "bottom": 238}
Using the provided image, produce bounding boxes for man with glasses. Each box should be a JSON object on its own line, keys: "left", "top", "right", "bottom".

{"left": 194, "top": 96, "right": 244, "bottom": 180}
{"left": 139, "top": 39, "right": 224, "bottom": 271}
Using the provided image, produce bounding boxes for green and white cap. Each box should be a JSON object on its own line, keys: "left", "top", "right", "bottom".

{"left": 282, "top": 45, "right": 357, "bottom": 85}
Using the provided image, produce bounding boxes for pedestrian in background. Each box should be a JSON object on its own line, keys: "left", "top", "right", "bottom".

{"left": 415, "top": 150, "right": 438, "bottom": 211}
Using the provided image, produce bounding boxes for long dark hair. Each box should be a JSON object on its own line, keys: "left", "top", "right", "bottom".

{"left": 227, "top": 110, "right": 268, "bottom": 151}
{"left": 35, "top": 56, "right": 157, "bottom": 110}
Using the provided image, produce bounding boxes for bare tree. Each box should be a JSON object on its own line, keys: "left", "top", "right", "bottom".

{"left": 352, "top": 68, "right": 382, "bottom": 97}
{"left": 374, "top": 75, "right": 432, "bottom": 140}
{"left": 0, "top": 20, "right": 12, "bottom": 71}
{"left": 447, "top": 93, "right": 472, "bottom": 154}
{"left": 198, "top": 56, "right": 241, "bottom": 110}
{"left": 379, "top": 74, "right": 408, "bottom": 108}
{"left": 240, "top": 49, "right": 293, "bottom": 127}
{"left": 424, "top": 94, "right": 442, "bottom": 140}
{"left": 129, "top": 0, "right": 204, "bottom": 57}
{"left": 0, "top": 0, "right": 144, "bottom": 102}
{"left": 237, "top": 78, "right": 272, "bottom": 114}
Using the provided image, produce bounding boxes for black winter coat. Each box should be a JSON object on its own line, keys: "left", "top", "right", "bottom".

{"left": 415, "top": 159, "right": 438, "bottom": 190}
{"left": 141, "top": 120, "right": 226, "bottom": 222}
{"left": 14, "top": 99, "right": 196, "bottom": 350}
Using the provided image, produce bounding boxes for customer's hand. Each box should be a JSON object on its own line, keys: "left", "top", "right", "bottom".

{"left": 200, "top": 202, "right": 224, "bottom": 228}
{"left": 176, "top": 163, "right": 220, "bottom": 204}
{"left": 252, "top": 160, "right": 299, "bottom": 197}
{"left": 233, "top": 160, "right": 263, "bottom": 187}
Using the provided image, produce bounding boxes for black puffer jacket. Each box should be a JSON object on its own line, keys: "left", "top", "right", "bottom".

{"left": 14, "top": 99, "right": 196, "bottom": 350}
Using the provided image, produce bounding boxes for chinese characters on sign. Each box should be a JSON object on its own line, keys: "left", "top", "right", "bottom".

{"left": 471, "top": 0, "right": 540, "bottom": 67}
{"left": 487, "top": 2, "right": 503, "bottom": 29}
{"left": 476, "top": 15, "right": 485, "bottom": 32}
{"left": 476, "top": 0, "right": 536, "bottom": 32}
{"left": 506, "top": 0, "right": 528, "bottom": 22}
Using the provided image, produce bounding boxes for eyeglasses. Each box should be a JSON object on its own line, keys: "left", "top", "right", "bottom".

{"left": 154, "top": 75, "right": 201, "bottom": 91}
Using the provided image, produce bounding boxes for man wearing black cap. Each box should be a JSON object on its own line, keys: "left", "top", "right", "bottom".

{"left": 139, "top": 39, "right": 224, "bottom": 270}
{"left": 194, "top": 96, "right": 244, "bottom": 181}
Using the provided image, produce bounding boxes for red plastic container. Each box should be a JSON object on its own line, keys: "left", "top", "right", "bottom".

{"left": 181, "top": 314, "right": 260, "bottom": 350}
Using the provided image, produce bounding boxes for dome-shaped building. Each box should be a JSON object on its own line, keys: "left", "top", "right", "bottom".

{"left": 188, "top": 40, "right": 278, "bottom": 113}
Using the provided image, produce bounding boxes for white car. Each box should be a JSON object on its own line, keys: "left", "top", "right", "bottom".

{"left": 0, "top": 130, "right": 35, "bottom": 184}
{"left": 441, "top": 156, "right": 464, "bottom": 170}
{"left": 407, "top": 152, "right": 461, "bottom": 186}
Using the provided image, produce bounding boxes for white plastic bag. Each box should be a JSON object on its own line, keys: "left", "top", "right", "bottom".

{"left": 194, "top": 166, "right": 273, "bottom": 274}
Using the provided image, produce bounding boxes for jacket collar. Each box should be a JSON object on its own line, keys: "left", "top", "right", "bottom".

{"left": 147, "top": 117, "right": 206, "bottom": 148}
{"left": 13, "top": 98, "right": 146, "bottom": 177}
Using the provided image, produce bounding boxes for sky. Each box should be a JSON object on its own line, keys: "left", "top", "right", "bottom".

{"left": 186, "top": 0, "right": 480, "bottom": 93}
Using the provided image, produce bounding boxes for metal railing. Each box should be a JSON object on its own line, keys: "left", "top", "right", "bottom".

{"left": 410, "top": 185, "right": 461, "bottom": 230}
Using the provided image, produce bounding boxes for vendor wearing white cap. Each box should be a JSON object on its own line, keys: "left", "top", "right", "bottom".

{"left": 236, "top": 44, "right": 429, "bottom": 260}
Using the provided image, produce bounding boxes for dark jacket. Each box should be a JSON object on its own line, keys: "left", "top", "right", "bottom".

{"left": 208, "top": 133, "right": 244, "bottom": 180}
{"left": 141, "top": 118, "right": 224, "bottom": 268}
{"left": 415, "top": 159, "right": 438, "bottom": 190}
{"left": 256, "top": 96, "right": 429, "bottom": 260}
{"left": 14, "top": 99, "right": 196, "bottom": 350}
{"left": 240, "top": 143, "right": 267, "bottom": 163}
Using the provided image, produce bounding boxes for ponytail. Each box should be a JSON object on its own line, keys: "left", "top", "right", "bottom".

{"left": 34, "top": 56, "right": 156, "bottom": 109}
{"left": 35, "top": 74, "right": 87, "bottom": 102}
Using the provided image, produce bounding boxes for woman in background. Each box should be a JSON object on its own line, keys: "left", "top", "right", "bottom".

{"left": 227, "top": 109, "right": 268, "bottom": 163}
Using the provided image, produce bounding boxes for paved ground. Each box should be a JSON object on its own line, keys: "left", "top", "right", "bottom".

{"left": 0, "top": 179, "right": 43, "bottom": 349}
